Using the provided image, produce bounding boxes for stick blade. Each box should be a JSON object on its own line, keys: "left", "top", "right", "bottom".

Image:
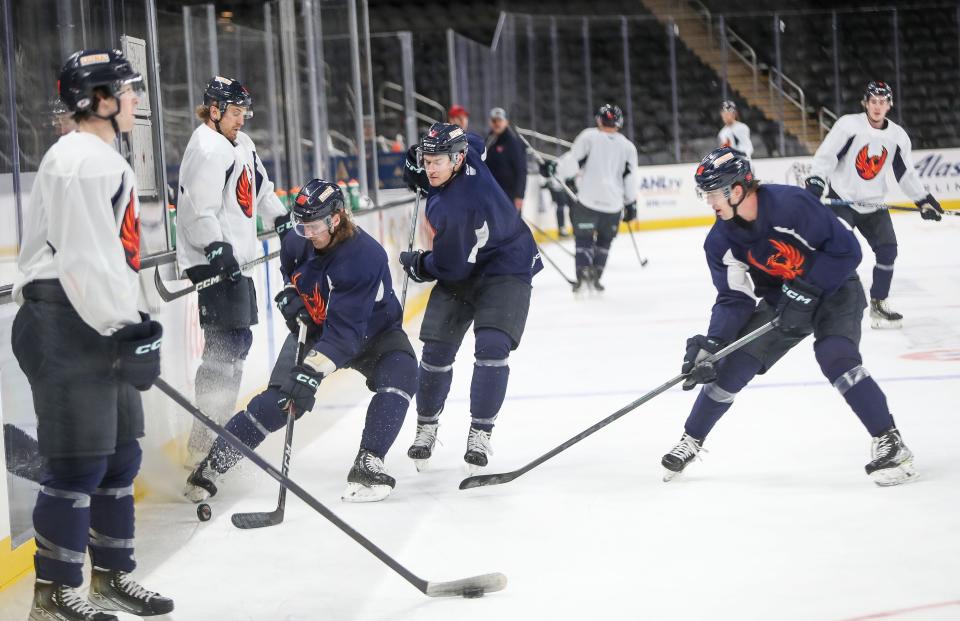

{"left": 231, "top": 509, "right": 284, "bottom": 529}
{"left": 458, "top": 471, "right": 518, "bottom": 490}
{"left": 424, "top": 572, "right": 507, "bottom": 597}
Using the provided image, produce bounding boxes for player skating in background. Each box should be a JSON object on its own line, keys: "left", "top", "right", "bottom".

{"left": 176, "top": 76, "right": 289, "bottom": 462}
{"left": 805, "top": 81, "right": 942, "bottom": 328}
{"left": 717, "top": 100, "right": 753, "bottom": 159}
{"left": 185, "top": 180, "right": 417, "bottom": 503}
{"left": 400, "top": 123, "right": 541, "bottom": 472}
{"left": 13, "top": 49, "right": 173, "bottom": 620}
{"left": 557, "top": 103, "right": 638, "bottom": 292}
{"left": 663, "top": 147, "right": 917, "bottom": 487}
{"left": 538, "top": 159, "right": 571, "bottom": 237}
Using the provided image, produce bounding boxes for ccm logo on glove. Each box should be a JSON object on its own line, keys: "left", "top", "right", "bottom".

{"left": 134, "top": 339, "right": 162, "bottom": 355}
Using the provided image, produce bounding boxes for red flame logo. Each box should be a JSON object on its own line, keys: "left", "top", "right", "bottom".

{"left": 120, "top": 188, "right": 141, "bottom": 271}
{"left": 854, "top": 145, "right": 887, "bottom": 181}
{"left": 747, "top": 239, "right": 805, "bottom": 280}
{"left": 291, "top": 272, "right": 327, "bottom": 326}
{"left": 236, "top": 165, "right": 254, "bottom": 217}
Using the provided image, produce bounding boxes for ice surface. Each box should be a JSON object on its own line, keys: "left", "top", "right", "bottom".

{"left": 2, "top": 215, "right": 958, "bottom": 620}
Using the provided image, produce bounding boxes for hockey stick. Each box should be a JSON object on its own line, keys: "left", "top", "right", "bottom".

{"left": 535, "top": 243, "right": 577, "bottom": 286}
{"left": 153, "top": 249, "right": 281, "bottom": 303}
{"left": 459, "top": 319, "right": 779, "bottom": 490}
{"left": 156, "top": 377, "right": 507, "bottom": 597}
{"left": 231, "top": 321, "right": 309, "bottom": 529}
{"left": 624, "top": 222, "right": 649, "bottom": 267}
{"left": 522, "top": 216, "right": 575, "bottom": 258}
{"left": 823, "top": 198, "right": 960, "bottom": 217}
{"left": 400, "top": 190, "right": 422, "bottom": 312}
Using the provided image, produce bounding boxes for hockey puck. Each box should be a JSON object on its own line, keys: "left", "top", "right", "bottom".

{"left": 197, "top": 503, "right": 212, "bottom": 522}
{"left": 462, "top": 587, "right": 484, "bottom": 599}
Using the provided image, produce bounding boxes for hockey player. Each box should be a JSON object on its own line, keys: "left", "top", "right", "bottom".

{"left": 662, "top": 147, "right": 917, "bottom": 487}
{"left": 176, "top": 76, "right": 289, "bottom": 462}
{"left": 185, "top": 180, "right": 417, "bottom": 502}
{"left": 717, "top": 100, "right": 753, "bottom": 159}
{"left": 13, "top": 49, "right": 173, "bottom": 620}
{"left": 538, "top": 159, "right": 571, "bottom": 237}
{"left": 557, "top": 103, "right": 639, "bottom": 292}
{"left": 400, "top": 123, "right": 542, "bottom": 472}
{"left": 805, "top": 81, "right": 942, "bottom": 328}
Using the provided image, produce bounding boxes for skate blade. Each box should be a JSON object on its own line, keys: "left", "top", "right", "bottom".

{"left": 870, "top": 317, "right": 902, "bottom": 329}
{"left": 662, "top": 467, "right": 683, "bottom": 482}
{"left": 412, "top": 458, "right": 430, "bottom": 472}
{"left": 870, "top": 462, "right": 919, "bottom": 487}
{"left": 183, "top": 484, "right": 211, "bottom": 503}
{"left": 465, "top": 462, "right": 487, "bottom": 476}
{"left": 341, "top": 482, "right": 392, "bottom": 503}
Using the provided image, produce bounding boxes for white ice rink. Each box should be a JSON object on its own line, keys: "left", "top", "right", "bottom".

{"left": 2, "top": 214, "right": 959, "bottom": 620}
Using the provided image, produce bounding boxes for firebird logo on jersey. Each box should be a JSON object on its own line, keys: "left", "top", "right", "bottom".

{"left": 120, "top": 188, "right": 141, "bottom": 271}
{"left": 291, "top": 272, "right": 327, "bottom": 325}
{"left": 236, "top": 165, "right": 254, "bottom": 217}
{"left": 855, "top": 145, "right": 888, "bottom": 181}
{"left": 747, "top": 239, "right": 805, "bottom": 280}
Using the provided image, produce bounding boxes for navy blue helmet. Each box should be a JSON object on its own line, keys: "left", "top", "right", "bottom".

{"left": 596, "top": 103, "right": 623, "bottom": 129}
{"left": 58, "top": 49, "right": 143, "bottom": 113}
{"left": 292, "top": 179, "right": 346, "bottom": 235}
{"left": 203, "top": 76, "right": 253, "bottom": 118}
{"left": 694, "top": 147, "right": 753, "bottom": 197}
{"left": 863, "top": 80, "right": 893, "bottom": 105}
{"left": 419, "top": 122, "right": 468, "bottom": 161}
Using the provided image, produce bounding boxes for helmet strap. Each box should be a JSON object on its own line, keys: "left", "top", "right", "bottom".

{"left": 90, "top": 95, "right": 120, "bottom": 138}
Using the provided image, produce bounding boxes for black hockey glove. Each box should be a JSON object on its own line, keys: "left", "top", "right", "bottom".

{"left": 804, "top": 176, "right": 826, "bottom": 199}
{"left": 204, "top": 241, "right": 241, "bottom": 282}
{"left": 403, "top": 145, "right": 430, "bottom": 195}
{"left": 681, "top": 335, "right": 725, "bottom": 391}
{"left": 399, "top": 250, "right": 435, "bottom": 283}
{"left": 916, "top": 194, "right": 943, "bottom": 221}
{"left": 274, "top": 213, "right": 295, "bottom": 242}
{"left": 538, "top": 160, "right": 556, "bottom": 179}
{"left": 776, "top": 278, "right": 822, "bottom": 335}
{"left": 112, "top": 313, "right": 163, "bottom": 391}
{"left": 278, "top": 364, "right": 322, "bottom": 413}
{"left": 274, "top": 287, "right": 313, "bottom": 337}
{"left": 623, "top": 202, "right": 637, "bottom": 223}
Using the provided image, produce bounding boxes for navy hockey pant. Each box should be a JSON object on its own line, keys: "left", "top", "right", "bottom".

{"left": 33, "top": 442, "right": 141, "bottom": 586}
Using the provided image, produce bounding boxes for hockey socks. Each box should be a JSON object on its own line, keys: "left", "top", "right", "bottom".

{"left": 469, "top": 329, "right": 512, "bottom": 431}
{"left": 360, "top": 351, "right": 416, "bottom": 457}
{"left": 683, "top": 351, "right": 762, "bottom": 440}
{"left": 34, "top": 442, "right": 141, "bottom": 586}
{"left": 815, "top": 336, "right": 894, "bottom": 436}
{"left": 208, "top": 387, "right": 290, "bottom": 474}
{"left": 869, "top": 244, "right": 897, "bottom": 301}
{"left": 416, "top": 340, "right": 457, "bottom": 423}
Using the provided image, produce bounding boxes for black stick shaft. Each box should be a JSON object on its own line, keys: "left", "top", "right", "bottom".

{"left": 400, "top": 192, "right": 422, "bottom": 312}
{"left": 155, "top": 377, "right": 430, "bottom": 593}
{"left": 276, "top": 322, "right": 309, "bottom": 513}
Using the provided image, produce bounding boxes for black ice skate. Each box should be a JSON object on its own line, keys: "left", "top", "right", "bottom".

{"left": 591, "top": 266, "right": 605, "bottom": 292}
{"left": 869, "top": 298, "right": 903, "bottom": 329}
{"left": 342, "top": 449, "right": 396, "bottom": 503}
{"left": 407, "top": 421, "right": 439, "bottom": 472}
{"left": 661, "top": 433, "right": 704, "bottom": 482}
{"left": 572, "top": 266, "right": 593, "bottom": 293}
{"left": 865, "top": 427, "right": 918, "bottom": 486}
{"left": 30, "top": 581, "right": 118, "bottom": 621}
{"left": 464, "top": 426, "right": 493, "bottom": 473}
{"left": 87, "top": 568, "right": 173, "bottom": 617}
{"left": 183, "top": 459, "right": 219, "bottom": 503}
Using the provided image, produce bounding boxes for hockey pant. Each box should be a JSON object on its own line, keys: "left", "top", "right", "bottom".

{"left": 33, "top": 442, "right": 141, "bottom": 586}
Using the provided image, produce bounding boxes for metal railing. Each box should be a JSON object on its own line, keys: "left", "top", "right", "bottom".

{"left": 768, "top": 66, "right": 808, "bottom": 143}
{"left": 818, "top": 106, "right": 838, "bottom": 140}
{"left": 724, "top": 28, "right": 760, "bottom": 98}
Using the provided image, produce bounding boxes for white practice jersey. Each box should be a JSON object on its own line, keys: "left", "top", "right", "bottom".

{"left": 718, "top": 121, "right": 753, "bottom": 159}
{"left": 557, "top": 128, "right": 639, "bottom": 214}
{"left": 176, "top": 124, "right": 287, "bottom": 272}
{"left": 810, "top": 113, "right": 927, "bottom": 214}
{"left": 14, "top": 131, "right": 142, "bottom": 336}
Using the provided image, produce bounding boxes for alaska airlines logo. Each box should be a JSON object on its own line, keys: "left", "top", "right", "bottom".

{"left": 236, "top": 165, "right": 254, "bottom": 217}
{"left": 855, "top": 145, "right": 887, "bottom": 181}
{"left": 120, "top": 188, "right": 141, "bottom": 271}
{"left": 747, "top": 239, "right": 805, "bottom": 280}
{"left": 291, "top": 272, "right": 327, "bottom": 326}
